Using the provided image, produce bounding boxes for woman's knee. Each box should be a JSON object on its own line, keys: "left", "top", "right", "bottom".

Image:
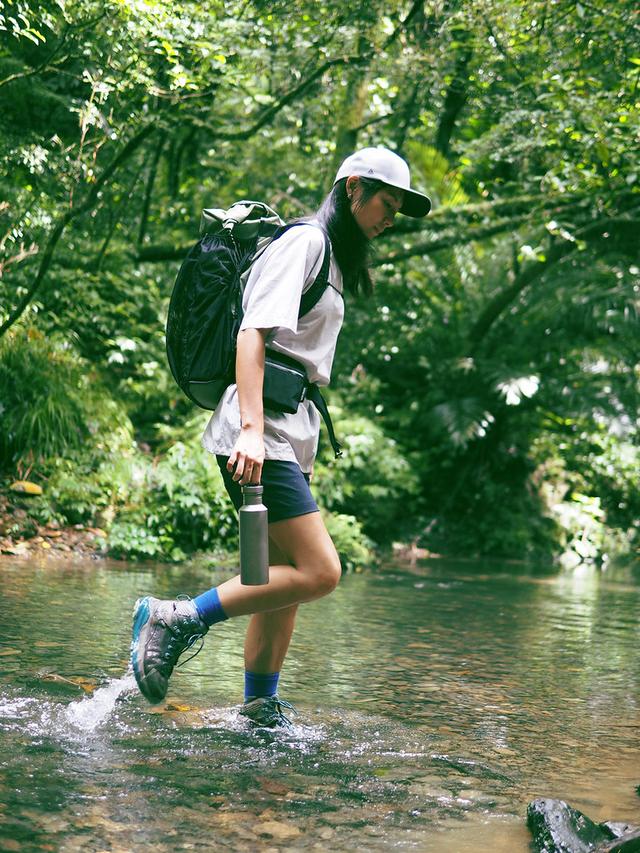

{"left": 308, "top": 552, "right": 342, "bottom": 598}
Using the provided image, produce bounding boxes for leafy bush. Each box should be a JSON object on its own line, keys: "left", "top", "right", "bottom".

{"left": 46, "top": 443, "right": 133, "bottom": 527}
{"left": 107, "top": 520, "right": 172, "bottom": 561}
{"left": 0, "top": 337, "right": 237, "bottom": 561}
{"left": 42, "top": 267, "right": 191, "bottom": 442}
{"left": 313, "top": 406, "right": 419, "bottom": 541}
{"left": 322, "top": 510, "right": 373, "bottom": 572}
{"left": 107, "top": 441, "right": 237, "bottom": 562}
{"left": 0, "top": 328, "right": 95, "bottom": 469}
{"left": 532, "top": 427, "right": 640, "bottom": 564}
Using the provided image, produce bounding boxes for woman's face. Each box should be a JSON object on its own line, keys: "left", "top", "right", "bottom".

{"left": 347, "top": 178, "right": 404, "bottom": 239}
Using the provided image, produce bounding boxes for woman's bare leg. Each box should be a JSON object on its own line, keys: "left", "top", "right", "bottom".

{"left": 244, "top": 537, "right": 298, "bottom": 674}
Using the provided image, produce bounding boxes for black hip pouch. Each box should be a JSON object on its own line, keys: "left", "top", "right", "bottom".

{"left": 261, "top": 349, "right": 342, "bottom": 459}
{"left": 263, "top": 350, "right": 308, "bottom": 414}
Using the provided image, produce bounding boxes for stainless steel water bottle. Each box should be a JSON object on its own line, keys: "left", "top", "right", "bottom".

{"left": 239, "top": 485, "right": 269, "bottom": 585}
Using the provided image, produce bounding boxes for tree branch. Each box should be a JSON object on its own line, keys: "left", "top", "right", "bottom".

{"left": 0, "top": 123, "right": 157, "bottom": 339}
{"left": 0, "top": 13, "right": 107, "bottom": 89}
{"left": 132, "top": 193, "right": 638, "bottom": 265}
{"left": 467, "top": 215, "right": 640, "bottom": 351}
{"left": 372, "top": 217, "right": 531, "bottom": 266}
{"left": 384, "top": 0, "right": 425, "bottom": 49}
{"left": 138, "top": 134, "right": 166, "bottom": 246}
{"left": 434, "top": 35, "right": 473, "bottom": 158}
{"left": 393, "top": 191, "right": 594, "bottom": 234}
{"left": 213, "top": 54, "right": 370, "bottom": 141}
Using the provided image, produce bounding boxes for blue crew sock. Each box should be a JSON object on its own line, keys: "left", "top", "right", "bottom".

{"left": 192, "top": 587, "right": 229, "bottom": 627}
{"left": 245, "top": 670, "right": 279, "bottom": 701}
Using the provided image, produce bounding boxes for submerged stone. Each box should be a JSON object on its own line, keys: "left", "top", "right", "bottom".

{"left": 527, "top": 798, "right": 614, "bottom": 852}
{"left": 601, "top": 823, "right": 640, "bottom": 840}
{"left": 596, "top": 830, "right": 640, "bottom": 853}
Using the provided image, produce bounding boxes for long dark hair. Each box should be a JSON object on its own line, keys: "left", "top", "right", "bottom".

{"left": 314, "top": 176, "right": 385, "bottom": 297}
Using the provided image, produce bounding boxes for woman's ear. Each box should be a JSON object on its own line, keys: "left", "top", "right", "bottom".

{"left": 346, "top": 175, "right": 360, "bottom": 201}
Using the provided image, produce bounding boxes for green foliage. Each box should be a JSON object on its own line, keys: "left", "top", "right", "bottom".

{"left": 0, "top": 328, "right": 131, "bottom": 471}
{"left": 42, "top": 266, "right": 183, "bottom": 438}
{"left": 16, "top": 429, "right": 238, "bottom": 561}
{"left": 107, "top": 441, "right": 237, "bottom": 562}
{"left": 46, "top": 438, "right": 134, "bottom": 526}
{"left": 321, "top": 510, "right": 373, "bottom": 572}
{"left": 0, "top": 333, "right": 237, "bottom": 560}
{"left": 314, "top": 406, "right": 419, "bottom": 541}
{"left": 107, "top": 520, "right": 171, "bottom": 561}
{"left": 532, "top": 426, "right": 640, "bottom": 564}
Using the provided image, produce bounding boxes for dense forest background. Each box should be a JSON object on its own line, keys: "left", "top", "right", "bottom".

{"left": 1, "top": 0, "right": 638, "bottom": 566}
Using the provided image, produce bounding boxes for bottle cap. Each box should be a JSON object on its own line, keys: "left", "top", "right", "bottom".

{"left": 241, "top": 484, "right": 263, "bottom": 498}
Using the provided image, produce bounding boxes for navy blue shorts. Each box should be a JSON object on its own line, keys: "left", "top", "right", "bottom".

{"left": 216, "top": 456, "right": 319, "bottom": 524}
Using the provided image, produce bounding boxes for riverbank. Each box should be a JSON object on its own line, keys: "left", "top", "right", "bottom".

{"left": 0, "top": 507, "right": 436, "bottom": 567}
{"left": 0, "top": 518, "right": 109, "bottom": 560}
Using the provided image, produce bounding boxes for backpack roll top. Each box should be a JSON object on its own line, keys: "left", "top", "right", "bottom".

{"left": 201, "top": 200, "right": 284, "bottom": 241}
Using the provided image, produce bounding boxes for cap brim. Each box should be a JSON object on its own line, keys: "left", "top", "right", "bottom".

{"left": 400, "top": 189, "right": 431, "bottom": 218}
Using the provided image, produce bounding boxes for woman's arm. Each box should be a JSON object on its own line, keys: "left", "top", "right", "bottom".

{"left": 227, "top": 327, "right": 268, "bottom": 485}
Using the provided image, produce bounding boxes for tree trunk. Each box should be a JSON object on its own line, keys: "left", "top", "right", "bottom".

{"left": 434, "top": 36, "right": 472, "bottom": 158}
{"left": 138, "top": 134, "right": 166, "bottom": 246}
{"left": 332, "top": 36, "right": 372, "bottom": 178}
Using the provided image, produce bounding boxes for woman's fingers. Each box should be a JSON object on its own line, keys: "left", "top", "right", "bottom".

{"left": 229, "top": 432, "right": 264, "bottom": 483}
{"left": 231, "top": 455, "right": 246, "bottom": 482}
{"left": 230, "top": 454, "right": 263, "bottom": 484}
{"left": 239, "top": 460, "right": 263, "bottom": 485}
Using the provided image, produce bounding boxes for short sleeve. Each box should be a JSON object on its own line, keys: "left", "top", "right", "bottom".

{"left": 239, "top": 225, "right": 325, "bottom": 334}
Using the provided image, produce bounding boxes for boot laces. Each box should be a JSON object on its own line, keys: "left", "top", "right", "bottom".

{"left": 157, "top": 595, "right": 206, "bottom": 671}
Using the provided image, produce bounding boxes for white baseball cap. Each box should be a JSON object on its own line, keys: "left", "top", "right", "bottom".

{"left": 334, "top": 147, "right": 431, "bottom": 218}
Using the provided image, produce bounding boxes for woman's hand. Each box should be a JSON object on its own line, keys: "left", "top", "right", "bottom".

{"left": 228, "top": 425, "right": 264, "bottom": 485}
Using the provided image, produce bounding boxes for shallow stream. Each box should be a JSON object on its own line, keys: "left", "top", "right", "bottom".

{"left": 0, "top": 556, "right": 638, "bottom": 851}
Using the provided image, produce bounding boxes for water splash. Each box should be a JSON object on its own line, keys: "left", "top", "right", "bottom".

{"left": 64, "top": 670, "right": 137, "bottom": 733}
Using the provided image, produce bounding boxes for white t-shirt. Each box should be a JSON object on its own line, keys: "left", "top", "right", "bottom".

{"left": 201, "top": 223, "right": 344, "bottom": 473}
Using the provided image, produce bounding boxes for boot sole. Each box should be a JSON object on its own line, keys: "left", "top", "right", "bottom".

{"left": 130, "top": 596, "right": 154, "bottom": 701}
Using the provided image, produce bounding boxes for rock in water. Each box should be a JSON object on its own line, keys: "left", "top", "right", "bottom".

{"left": 596, "top": 830, "right": 640, "bottom": 853}
{"left": 527, "top": 798, "right": 614, "bottom": 852}
{"left": 602, "top": 824, "right": 639, "bottom": 840}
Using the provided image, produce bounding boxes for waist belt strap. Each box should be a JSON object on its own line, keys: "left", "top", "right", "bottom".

{"left": 307, "top": 385, "right": 343, "bottom": 459}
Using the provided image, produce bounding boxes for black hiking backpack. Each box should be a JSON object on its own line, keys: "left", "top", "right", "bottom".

{"left": 166, "top": 200, "right": 331, "bottom": 412}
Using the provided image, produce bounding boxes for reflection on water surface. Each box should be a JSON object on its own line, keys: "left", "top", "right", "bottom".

{"left": 0, "top": 557, "right": 638, "bottom": 851}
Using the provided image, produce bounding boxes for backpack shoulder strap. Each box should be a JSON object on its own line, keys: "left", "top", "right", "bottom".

{"left": 299, "top": 228, "right": 331, "bottom": 317}
{"left": 270, "top": 222, "right": 332, "bottom": 318}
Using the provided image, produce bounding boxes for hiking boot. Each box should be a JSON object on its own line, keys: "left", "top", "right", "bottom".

{"left": 130, "top": 596, "right": 208, "bottom": 704}
{"left": 239, "top": 695, "right": 297, "bottom": 729}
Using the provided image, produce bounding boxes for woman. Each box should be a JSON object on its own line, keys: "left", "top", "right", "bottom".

{"left": 130, "top": 147, "right": 431, "bottom": 726}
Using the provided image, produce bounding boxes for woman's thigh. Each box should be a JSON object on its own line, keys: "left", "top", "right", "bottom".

{"left": 269, "top": 512, "right": 341, "bottom": 587}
